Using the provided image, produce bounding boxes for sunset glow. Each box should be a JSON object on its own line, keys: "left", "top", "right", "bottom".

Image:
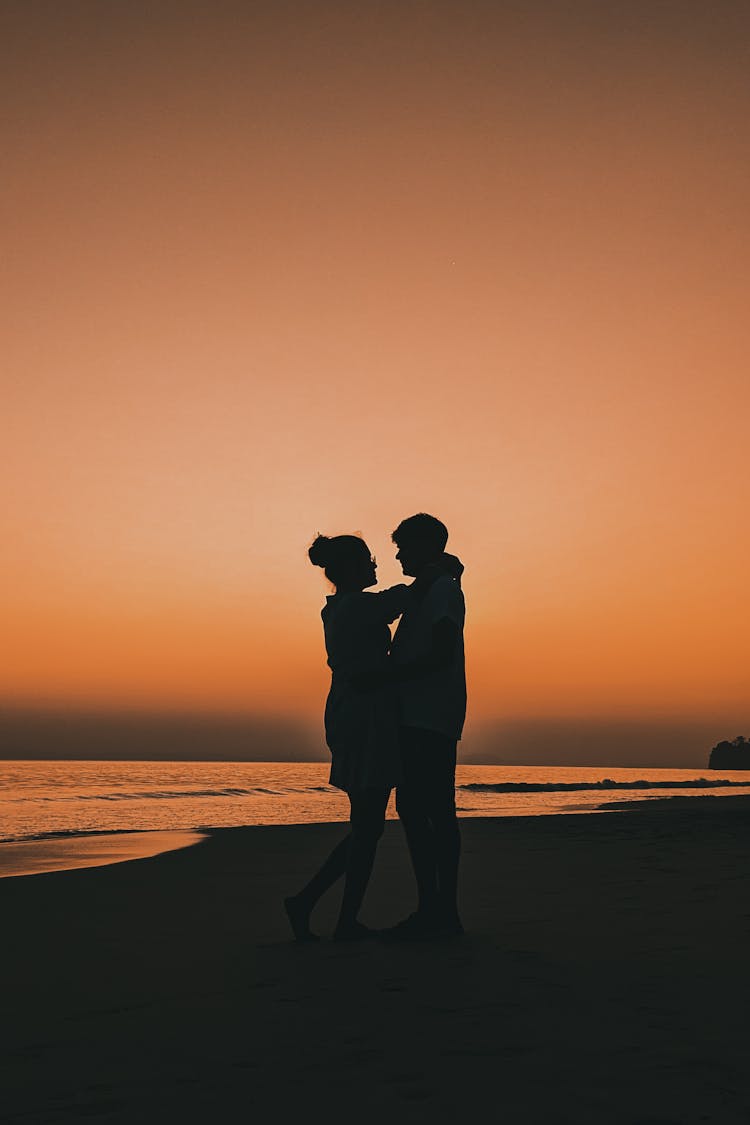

{"left": 3, "top": 2, "right": 749, "bottom": 759}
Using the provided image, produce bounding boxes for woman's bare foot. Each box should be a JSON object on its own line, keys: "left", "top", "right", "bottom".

{"left": 332, "top": 919, "right": 375, "bottom": 942}
{"left": 284, "top": 895, "right": 319, "bottom": 943}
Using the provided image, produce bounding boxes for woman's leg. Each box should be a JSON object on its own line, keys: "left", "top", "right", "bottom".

{"left": 285, "top": 832, "right": 350, "bottom": 941}
{"left": 334, "top": 787, "right": 391, "bottom": 937}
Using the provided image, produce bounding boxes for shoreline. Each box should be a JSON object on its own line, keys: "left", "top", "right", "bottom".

{"left": 0, "top": 829, "right": 206, "bottom": 880}
{"left": 4, "top": 791, "right": 750, "bottom": 880}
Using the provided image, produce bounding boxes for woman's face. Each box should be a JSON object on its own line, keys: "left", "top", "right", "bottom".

{"left": 360, "top": 552, "right": 378, "bottom": 590}
{"left": 334, "top": 546, "right": 377, "bottom": 592}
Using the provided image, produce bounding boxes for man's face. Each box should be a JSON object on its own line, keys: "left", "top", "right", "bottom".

{"left": 394, "top": 538, "right": 434, "bottom": 577}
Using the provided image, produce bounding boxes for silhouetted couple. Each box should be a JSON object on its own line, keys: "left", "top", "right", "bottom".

{"left": 285, "top": 513, "right": 466, "bottom": 942}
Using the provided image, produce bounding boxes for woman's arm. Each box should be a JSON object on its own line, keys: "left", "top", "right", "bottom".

{"left": 361, "top": 553, "right": 464, "bottom": 626}
{"left": 366, "top": 583, "right": 412, "bottom": 623}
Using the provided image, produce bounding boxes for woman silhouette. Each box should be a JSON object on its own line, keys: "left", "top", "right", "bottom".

{"left": 285, "top": 533, "right": 458, "bottom": 941}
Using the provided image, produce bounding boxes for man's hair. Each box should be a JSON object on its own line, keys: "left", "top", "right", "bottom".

{"left": 392, "top": 513, "right": 448, "bottom": 551}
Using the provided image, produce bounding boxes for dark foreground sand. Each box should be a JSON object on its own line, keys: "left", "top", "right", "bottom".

{"left": 3, "top": 799, "right": 750, "bottom": 1124}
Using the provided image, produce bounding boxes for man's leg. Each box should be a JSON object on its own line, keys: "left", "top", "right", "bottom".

{"left": 423, "top": 735, "right": 462, "bottom": 927}
{"left": 395, "top": 727, "right": 440, "bottom": 916}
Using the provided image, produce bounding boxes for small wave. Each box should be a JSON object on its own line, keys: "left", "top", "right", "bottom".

{"left": 13, "top": 784, "right": 339, "bottom": 804}
{"left": 21, "top": 786, "right": 292, "bottom": 803}
{"left": 0, "top": 827, "right": 165, "bottom": 845}
{"left": 459, "top": 778, "right": 750, "bottom": 794}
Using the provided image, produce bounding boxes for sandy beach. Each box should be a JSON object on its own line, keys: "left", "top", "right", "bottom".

{"left": 3, "top": 798, "right": 750, "bottom": 1124}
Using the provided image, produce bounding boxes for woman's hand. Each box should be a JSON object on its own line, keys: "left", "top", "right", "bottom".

{"left": 411, "top": 552, "right": 465, "bottom": 597}
{"left": 438, "top": 552, "right": 464, "bottom": 581}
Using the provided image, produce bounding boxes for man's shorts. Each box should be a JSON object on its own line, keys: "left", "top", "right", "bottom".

{"left": 397, "top": 726, "right": 458, "bottom": 815}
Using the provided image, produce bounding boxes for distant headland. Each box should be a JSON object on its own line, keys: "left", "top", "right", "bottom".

{"left": 709, "top": 736, "right": 750, "bottom": 769}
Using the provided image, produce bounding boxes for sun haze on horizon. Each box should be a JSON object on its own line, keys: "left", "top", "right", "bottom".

{"left": 2, "top": 2, "right": 749, "bottom": 763}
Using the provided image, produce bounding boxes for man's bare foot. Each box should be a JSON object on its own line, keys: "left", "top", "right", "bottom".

{"left": 332, "top": 919, "right": 375, "bottom": 942}
{"left": 379, "top": 907, "right": 464, "bottom": 942}
{"left": 434, "top": 909, "right": 465, "bottom": 938}
{"left": 378, "top": 911, "right": 435, "bottom": 942}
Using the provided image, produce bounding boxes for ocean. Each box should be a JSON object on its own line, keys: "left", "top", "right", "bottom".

{"left": 3, "top": 759, "right": 750, "bottom": 849}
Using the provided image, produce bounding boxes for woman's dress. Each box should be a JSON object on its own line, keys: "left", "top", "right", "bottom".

{"left": 321, "top": 584, "right": 409, "bottom": 795}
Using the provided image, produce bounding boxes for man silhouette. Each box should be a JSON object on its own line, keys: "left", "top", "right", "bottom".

{"left": 386, "top": 513, "right": 466, "bottom": 938}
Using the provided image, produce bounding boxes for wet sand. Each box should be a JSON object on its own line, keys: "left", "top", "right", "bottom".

{"left": 3, "top": 798, "right": 750, "bottom": 1123}
{"left": 0, "top": 830, "right": 205, "bottom": 879}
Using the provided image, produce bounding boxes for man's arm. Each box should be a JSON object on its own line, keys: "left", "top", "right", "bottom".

{"left": 390, "top": 617, "right": 459, "bottom": 683}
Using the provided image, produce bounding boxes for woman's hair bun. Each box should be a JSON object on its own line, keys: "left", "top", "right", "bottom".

{"left": 308, "top": 534, "right": 331, "bottom": 568}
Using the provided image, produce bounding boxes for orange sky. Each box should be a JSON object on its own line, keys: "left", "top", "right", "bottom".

{"left": 2, "top": 2, "right": 749, "bottom": 760}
